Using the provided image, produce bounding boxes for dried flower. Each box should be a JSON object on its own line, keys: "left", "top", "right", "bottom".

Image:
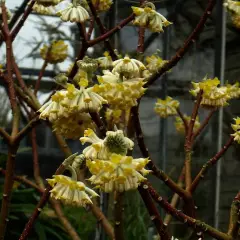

{"left": 87, "top": 154, "right": 150, "bottom": 192}
{"left": 47, "top": 175, "right": 98, "bottom": 207}
{"left": 58, "top": 3, "right": 89, "bottom": 23}
{"left": 154, "top": 97, "right": 180, "bottom": 118}
{"left": 40, "top": 40, "right": 68, "bottom": 64}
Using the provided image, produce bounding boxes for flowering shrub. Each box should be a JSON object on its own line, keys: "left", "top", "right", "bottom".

{"left": 0, "top": 0, "right": 239, "bottom": 240}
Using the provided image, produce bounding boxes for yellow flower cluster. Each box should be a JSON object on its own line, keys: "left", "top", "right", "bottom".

{"left": 231, "top": 117, "right": 240, "bottom": 143}
{"left": 174, "top": 115, "right": 200, "bottom": 134}
{"left": 47, "top": 175, "right": 98, "bottom": 207}
{"left": 80, "top": 129, "right": 149, "bottom": 192}
{"left": 145, "top": 55, "right": 168, "bottom": 73}
{"left": 105, "top": 108, "right": 122, "bottom": 125}
{"left": 154, "top": 97, "right": 180, "bottom": 118}
{"left": 132, "top": 4, "right": 172, "bottom": 32}
{"left": 190, "top": 77, "right": 229, "bottom": 108}
{"left": 40, "top": 40, "right": 68, "bottom": 64}
{"left": 38, "top": 80, "right": 107, "bottom": 139}
{"left": 93, "top": 0, "right": 113, "bottom": 12}
{"left": 98, "top": 52, "right": 113, "bottom": 69}
{"left": 87, "top": 154, "right": 150, "bottom": 192}
{"left": 224, "top": 0, "right": 240, "bottom": 14}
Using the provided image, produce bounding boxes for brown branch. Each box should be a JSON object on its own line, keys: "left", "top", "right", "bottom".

{"left": 88, "top": 13, "right": 135, "bottom": 47}
{"left": 147, "top": 183, "right": 232, "bottom": 240}
{"left": 0, "top": 128, "right": 10, "bottom": 143}
{"left": 227, "top": 192, "right": 240, "bottom": 238}
{"left": 144, "top": 0, "right": 216, "bottom": 88}
{"left": 34, "top": 60, "right": 48, "bottom": 95}
{"left": 184, "top": 91, "right": 203, "bottom": 191}
{"left": 138, "top": 185, "right": 170, "bottom": 240}
{"left": 176, "top": 108, "right": 188, "bottom": 134}
{"left": 87, "top": 17, "right": 95, "bottom": 40}
{"left": 11, "top": 0, "right": 35, "bottom": 41}
{"left": 190, "top": 136, "right": 234, "bottom": 193}
{"left": 114, "top": 192, "right": 124, "bottom": 240}
{"left": 192, "top": 108, "right": 216, "bottom": 141}
{"left": 86, "top": 0, "right": 117, "bottom": 59}
{"left": 89, "top": 111, "right": 107, "bottom": 138}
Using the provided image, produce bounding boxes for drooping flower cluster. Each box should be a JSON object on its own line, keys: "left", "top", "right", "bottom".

{"left": 145, "top": 54, "right": 168, "bottom": 73}
{"left": 40, "top": 40, "right": 68, "bottom": 64}
{"left": 231, "top": 117, "right": 240, "bottom": 143}
{"left": 39, "top": 77, "right": 107, "bottom": 139}
{"left": 174, "top": 115, "right": 200, "bottom": 134}
{"left": 190, "top": 77, "right": 230, "bottom": 108}
{"left": 93, "top": 56, "right": 146, "bottom": 110}
{"left": 154, "top": 97, "right": 180, "bottom": 118}
{"left": 80, "top": 129, "right": 150, "bottom": 192}
{"left": 33, "top": 3, "right": 55, "bottom": 15}
{"left": 132, "top": 3, "right": 172, "bottom": 32}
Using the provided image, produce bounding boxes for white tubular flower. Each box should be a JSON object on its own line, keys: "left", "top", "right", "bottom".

{"left": 36, "top": 0, "right": 63, "bottom": 6}
{"left": 33, "top": 3, "right": 54, "bottom": 15}
{"left": 47, "top": 175, "right": 98, "bottom": 207}
{"left": 61, "top": 80, "right": 107, "bottom": 113}
{"left": 87, "top": 154, "right": 150, "bottom": 192}
{"left": 132, "top": 4, "right": 172, "bottom": 32}
{"left": 154, "top": 96, "right": 180, "bottom": 118}
{"left": 80, "top": 128, "right": 110, "bottom": 160}
{"left": 58, "top": 3, "right": 89, "bottom": 23}
{"left": 98, "top": 52, "right": 113, "bottom": 69}
{"left": 112, "top": 56, "right": 146, "bottom": 78}
{"left": 38, "top": 91, "right": 68, "bottom": 122}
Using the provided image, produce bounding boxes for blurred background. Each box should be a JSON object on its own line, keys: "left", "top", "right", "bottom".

{"left": 0, "top": 0, "right": 240, "bottom": 239}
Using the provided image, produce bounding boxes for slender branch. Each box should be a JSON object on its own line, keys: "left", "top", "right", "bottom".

{"left": 192, "top": 108, "right": 216, "bottom": 141}
{"left": 19, "top": 163, "right": 66, "bottom": 240}
{"left": 184, "top": 91, "right": 203, "bottom": 191}
{"left": 138, "top": 185, "right": 170, "bottom": 240}
{"left": 34, "top": 60, "right": 48, "bottom": 95}
{"left": 190, "top": 136, "right": 234, "bottom": 193}
{"left": 88, "top": 13, "right": 135, "bottom": 47}
{"left": 87, "top": 17, "right": 95, "bottom": 40}
{"left": 0, "top": 128, "right": 10, "bottom": 143}
{"left": 147, "top": 183, "right": 232, "bottom": 240}
{"left": 11, "top": 0, "right": 35, "bottom": 41}
{"left": 86, "top": 0, "right": 117, "bottom": 59}
{"left": 50, "top": 200, "right": 81, "bottom": 240}
{"left": 227, "top": 192, "right": 240, "bottom": 238}
{"left": 114, "top": 192, "right": 124, "bottom": 240}
{"left": 144, "top": 0, "right": 216, "bottom": 88}
{"left": 176, "top": 108, "right": 188, "bottom": 134}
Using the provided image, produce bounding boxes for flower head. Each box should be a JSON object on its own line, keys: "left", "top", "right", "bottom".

{"left": 226, "top": 82, "right": 240, "bottom": 99}
{"left": 112, "top": 56, "right": 146, "bottom": 78}
{"left": 174, "top": 115, "right": 200, "bottom": 134}
{"left": 98, "top": 52, "right": 113, "bottom": 69}
{"left": 33, "top": 3, "right": 54, "bottom": 15}
{"left": 145, "top": 55, "right": 168, "bottom": 73}
{"left": 190, "top": 77, "right": 230, "bottom": 108}
{"left": 231, "top": 117, "right": 240, "bottom": 143}
{"left": 132, "top": 4, "right": 172, "bottom": 32}
{"left": 58, "top": 3, "right": 89, "bottom": 23}
{"left": 77, "top": 56, "right": 98, "bottom": 72}
{"left": 87, "top": 154, "right": 150, "bottom": 192}
{"left": 93, "top": 0, "right": 113, "bottom": 12}
{"left": 154, "top": 96, "right": 180, "bottom": 118}
{"left": 47, "top": 175, "right": 98, "bottom": 207}
{"left": 224, "top": 0, "right": 240, "bottom": 14}
{"left": 40, "top": 40, "right": 68, "bottom": 64}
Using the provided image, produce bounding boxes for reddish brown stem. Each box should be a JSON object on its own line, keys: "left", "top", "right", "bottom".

{"left": 11, "top": 0, "right": 35, "bottom": 41}
{"left": 147, "top": 183, "right": 232, "bottom": 240}
{"left": 144, "top": 0, "right": 216, "bottom": 88}
{"left": 86, "top": 0, "right": 117, "bottom": 59}
{"left": 138, "top": 186, "right": 170, "bottom": 240}
{"left": 176, "top": 108, "right": 188, "bottom": 134}
{"left": 192, "top": 108, "right": 216, "bottom": 141}
{"left": 87, "top": 17, "right": 95, "bottom": 40}
{"left": 89, "top": 111, "right": 107, "bottom": 137}
{"left": 190, "top": 136, "right": 234, "bottom": 193}
{"left": 114, "top": 192, "right": 124, "bottom": 240}
{"left": 88, "top": 13, "right": 135, "bottom": 47}
{"left": 34, "top": 60, "right": 48, "bottom": 95}
{"left": 18, "top": 164, "right": 66, "bottom": 240}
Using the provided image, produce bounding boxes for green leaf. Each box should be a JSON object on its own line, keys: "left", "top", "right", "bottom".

{"left": 35, "top": 222, "right": 47, "bottom": 240}
{"left": 44, "top": 226, "right": 67, "bottom": 240}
